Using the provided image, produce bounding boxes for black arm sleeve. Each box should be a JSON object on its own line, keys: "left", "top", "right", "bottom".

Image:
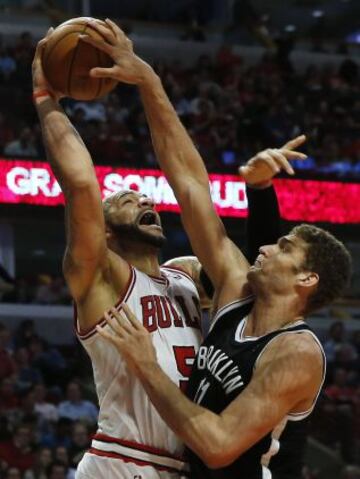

{"left": 199, "top": 184, "right": 281, "bottom": 298}
{"left": 245, "top": 184, "right": 281, "bottom": 264}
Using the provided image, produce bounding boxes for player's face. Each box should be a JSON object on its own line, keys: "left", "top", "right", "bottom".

{"left": 248, "top": 234, "right": 308, "bottom": 294}
{"left": 106, "top": 192, "right": 166, "bottom": 248}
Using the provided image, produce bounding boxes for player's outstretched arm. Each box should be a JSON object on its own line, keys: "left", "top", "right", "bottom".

{"left": 97, "top": 305, "right": 323, "bottom": 469}
{"left": 79, "top": 19, "right": 250, "bottom": 308}
{"left": 32, "top": 35, "right": 127, "bottom": 303}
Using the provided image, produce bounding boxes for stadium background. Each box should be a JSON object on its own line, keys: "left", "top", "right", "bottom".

{"left": 0, "top": 1, "right": 360, "bottom": 478}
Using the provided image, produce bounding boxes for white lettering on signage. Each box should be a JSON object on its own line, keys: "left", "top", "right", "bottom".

{"left": 6, "top": 166, "right": 247, "bottom": 211}
{"left": 6, "top": 167, "right": 60, "bottom": 196}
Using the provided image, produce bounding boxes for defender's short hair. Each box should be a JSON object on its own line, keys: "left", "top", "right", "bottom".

{"left": 291, "top": 224, "right": 352, "bottom": 313}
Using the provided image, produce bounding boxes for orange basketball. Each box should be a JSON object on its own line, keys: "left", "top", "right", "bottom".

{"left": 42, "top": 17, "right": 117, "bottom": 101}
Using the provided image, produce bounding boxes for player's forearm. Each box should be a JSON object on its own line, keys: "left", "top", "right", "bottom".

{"left": 139, "top": 72, "right": 209, "bottom": 196}
{"left": 34, "top": 97, "right": 97, "bottom": 192}
{"left": 137, "top": 362, "right": 227, "bottom": 467}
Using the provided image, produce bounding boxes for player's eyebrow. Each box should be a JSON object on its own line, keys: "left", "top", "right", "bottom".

{"left": 278, "top": 236, "right": 296, "bottom": 248}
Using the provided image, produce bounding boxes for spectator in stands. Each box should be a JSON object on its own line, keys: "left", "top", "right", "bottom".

{"left": 325, "top": 368, "right": 357, "bottom": 406}
{"left": 14, "top": 347, "right": 42, "bottom": 391}
{"left": 0, "top": 323, "right": 15, "bottom": 381}
{"left": 4, "top": 467, "right": 22, "bottom": 479}
{"left": 0, "top": 46, "right": 16, "bottom": 83}
{"left": 33, "top": 275, "right": 70, "bottom": 305}
{"left": 40, "top": 417, "right": 73, "bottom": 450}
{"left": 0, "top": 113, "right": 14, "bottom": 155}
{"left": 70, "top": 100, "right": 106, "bottom": 122}
{"left": 57, "top": 382, "right": 98, "bottom": 425}
{"left": 33, "top": 383, "right": 58, "bottom": 424}
{"left": 68, "top": 422, "right": 91, "bottom": 468}
{"left": 13, "top": 320, "right": 37, "bottom": 349}
{"left": 0, "top": 424, "right": 35, "bottom": 472}
{"left": 323, "top": 321, "right": 357, "bottom": 363}
{"left": 46, "top": 461, "right": 68, "bottom": 479}
{"left": 28, "top": 336, "right": 67, "bottom": 387}
{"left": 54, "top": 446, "right": 76, "bottom": 479}
{"left": 4, "top": 126, "right": 38, "bottom": 158}
{"left": 24, "top": 446, "right": 52, "bottom": 479}
{"left": 0, "top": 377, "right": 19, "bottom": 416}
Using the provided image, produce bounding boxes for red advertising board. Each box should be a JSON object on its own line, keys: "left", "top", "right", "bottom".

{"left": 0, "top": 158, "right": 359, "bottom": 223}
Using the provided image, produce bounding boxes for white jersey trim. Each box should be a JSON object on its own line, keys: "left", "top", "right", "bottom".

{"left": 210, "top": 296, "right": 254, "bottom": 331}
{"left": 161, "top": 265, "right": 196, "bottom": 287}
{"left": 75, "top": 265, "right": 136, "bottom": 341}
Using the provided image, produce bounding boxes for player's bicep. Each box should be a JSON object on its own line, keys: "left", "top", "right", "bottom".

{"left": 219, "top": 337, "right": 323, "bottom": 462}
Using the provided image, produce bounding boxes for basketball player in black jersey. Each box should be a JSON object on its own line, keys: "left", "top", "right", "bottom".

{"left": 84, "top": 21, "right": 352, "bottom": 479}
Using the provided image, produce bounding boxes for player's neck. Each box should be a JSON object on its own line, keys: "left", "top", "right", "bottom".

{"left": 247, "top": 294, "right": 304, "bottom": 337}
{"left": 110, "top": 240, "right": 161, "bottom": 277}
{"left": 122, "top": 249, "right": 161, "bottom": 277}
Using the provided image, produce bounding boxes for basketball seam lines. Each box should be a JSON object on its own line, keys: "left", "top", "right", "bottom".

{"left": 94, "top": 46, "right": 102, "bottom": 100}
{"left": 43, "top": 28, "right": 85, "bottom": 76}
{"left": 67, "top": 23, "right": 89, "bottom": 98}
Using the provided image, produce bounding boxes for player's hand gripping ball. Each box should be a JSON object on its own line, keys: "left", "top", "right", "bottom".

{"left": 42, "top": 17, "right": 118, "bottom": 100}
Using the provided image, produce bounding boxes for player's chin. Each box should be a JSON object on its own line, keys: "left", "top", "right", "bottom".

{"left": 138, "top": 225, "right": 167, "bottom": 247}
{"left": 138, "top": 224, "right": 163, "bottom": 234}
{"left": 247, "top": 267, "right": 261, "bottom": 283}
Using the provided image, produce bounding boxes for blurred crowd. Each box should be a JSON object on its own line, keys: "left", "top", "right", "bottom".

{"left": 0, "top": 266, "right": 70, "bottom": 305}
{"left": 0, "top": 315, "right": 359, "bottom": 478}
{"left": 310, "top": 320, "right": 360, "bottom": 469}
{"left": 0, "top": 32, "right": 360, "bottom": 176}
{"left": 0, "top": 319, "right": 97, "bottom": 479}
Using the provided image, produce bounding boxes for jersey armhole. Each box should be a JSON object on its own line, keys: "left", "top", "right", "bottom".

{"left": 74, "top": 264, "right": 136, "bottom": 342}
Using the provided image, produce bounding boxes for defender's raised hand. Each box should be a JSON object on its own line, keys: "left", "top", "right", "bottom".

{"left": 96, "top": 304, "right": 157, "bottom": 376}
{"left": 80, "top": 18, "right": 153, "bottom": 85}
{"left": 239, "top": 135, "right": 307, "bottom": 187}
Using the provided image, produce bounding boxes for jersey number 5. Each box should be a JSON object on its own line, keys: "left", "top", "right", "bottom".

{"left": 173, "top": 346, "right": 196, "bottom": 392}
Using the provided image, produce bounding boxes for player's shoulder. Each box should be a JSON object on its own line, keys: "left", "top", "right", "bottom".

{"left": 162, "top": 256, "right": 199, "bottom": 281}
{"left": 161, "top": 257, "right": 198, "bottom": 286}
{"left": 259, "top": 328, "right": 324, "bottom": 375}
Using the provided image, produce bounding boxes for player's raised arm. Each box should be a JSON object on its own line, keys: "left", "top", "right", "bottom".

{"left": 79, "top": 20, "right": 251, "bottom": 307}
{"left": 32, "top": 35, "right": 128, "bottom": 305}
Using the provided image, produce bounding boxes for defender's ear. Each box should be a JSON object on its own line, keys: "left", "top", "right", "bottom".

{"left": 296, "top": 271, "right": 319, "bottom": 288}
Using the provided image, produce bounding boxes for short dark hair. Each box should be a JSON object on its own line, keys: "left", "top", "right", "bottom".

{"left": 291, "top": 224, "right": 352, "bottom": 313}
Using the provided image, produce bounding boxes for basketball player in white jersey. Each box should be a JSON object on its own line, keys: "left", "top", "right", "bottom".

{"left": 82, "top": 20, "right": 352, "bottom": 479}
{"left": 32, "top": 28, "right": 297, "bottom": 479}
{"left": 32, "top": 33, "right": 203, "bottom": 479}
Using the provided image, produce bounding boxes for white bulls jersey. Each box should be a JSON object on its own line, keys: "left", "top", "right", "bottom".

{"left": 75, "top": 265, "right": 202, "bottom": 478}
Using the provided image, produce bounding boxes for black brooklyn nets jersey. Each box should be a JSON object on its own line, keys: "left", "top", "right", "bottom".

{"left": 186, "top": 297, "right": 326, "bottom": 479}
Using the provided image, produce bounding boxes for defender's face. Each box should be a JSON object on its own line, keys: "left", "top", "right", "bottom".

{"left": 107, "top": 191, "right": 165, "bottom": 244}
{"left": 248, "top": 235, "right": 308, "bottom": 293}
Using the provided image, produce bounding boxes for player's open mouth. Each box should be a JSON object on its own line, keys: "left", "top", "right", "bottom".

{"left": 138, "top": 210, "right": 162, "bottom": 230}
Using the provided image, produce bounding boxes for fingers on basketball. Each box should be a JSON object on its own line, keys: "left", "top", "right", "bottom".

{"left": 79, "top": 34, "right": 112, "bottom": 55}
{"left": 87, "top": 20, "right": 116, "bottom": 45}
